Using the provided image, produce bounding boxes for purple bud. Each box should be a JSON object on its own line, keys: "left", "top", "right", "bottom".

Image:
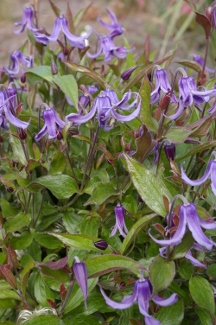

{"left": 51, "top": 59, "right": 58, "bottom": 75}
{"left": 20, "top": 73, "right": 26, "bottom": 83}
{"left": 19, "top": 129, "right": 27, "bottom": 140}
{"left": 73, "top": 257, "right": 88, "bottom": 308}
{"left": 93, "top": 239, "right": 108, "bottom": 250}
{"left": 121, "top": 66, "right": 138, "bottom": 81}
{"left": 164, "top": 143, "right": 176, "bottom": 161}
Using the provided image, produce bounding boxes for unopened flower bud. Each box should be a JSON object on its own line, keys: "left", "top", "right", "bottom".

{"left": 121, "top": 66, "right": 138, "bottom": 81}
{"left": 159, "top": 91, "right": 171, "bottom": 111}
{"left": 7, "top": 187, "right": 14, "bottom": 193}
{"left": 19, "top": 129, "right": 27, "bottom": 140}
{"left": 164, "top": 143, "right": 176, "bottom": 161}
{"left": 56, "top": 130, "right": 63, "bottom": 140}
{"left": 93, "top": 239, "right": 108, "bottom": 250}
{"left": 51, "top": 59, "right": 58, "bottom": 75}
{"left": 20, "top": 73, "right": 26, "bottom": 83}
{"left": 63, "top": 47, "right": 69, "bottom": 56}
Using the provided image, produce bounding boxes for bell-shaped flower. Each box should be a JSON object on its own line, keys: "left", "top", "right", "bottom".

{"left": 167, "top": 76, "right": 216, "bottom": 120}
{"left": 66, "top": 89, "right": 141, "bottom": 131}
{"left": 150, "top": 68, "right": 176, "bottom": 104}
{"left": 73, "top": 257, "right": 88, "bottom": 308}
{"left": 110, "top": 204, "right": 128, "bottom": 238}
{"left": 35, "top": 14, "right": 91, "bottom": 48}
{"left": 14, "top": 6, "right": 40, "bottom": 34}
{"left": 0, "top": 89, "right": 29, "bottom": 130}
{"left": 181, "top": 156, "right": 216, "bottom": 195}
{"left": 87, "top": 34, "right": 133, "bottom": 61}
{"left": 35, "top": 106, "right": 66, "bottom": 141}
{"left": 149, "top": 196, "right": 216, "bottom": 250}
{"left": 98, "top": 9, "right": 124, "bottom": 39}
{"left": 100, "top": 276, "right": 178, "bottom": 325}
{"left": 6, "top": 51, "right": 33, "bottom": 78}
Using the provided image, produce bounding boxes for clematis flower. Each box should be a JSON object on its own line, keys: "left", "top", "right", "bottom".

{"left": 14, "top": 6, "right": 40, "bottom": 34}
{"left": 35, "top": 14, "right": 91, "bottom": 48}
{"left": 98, "top": 9, "right": 124, "bottom": 38}
{"left": 110, "top": 204, "right": 128, "bottom": 238}
{"left": 166, "top": 76, "right": 216, "bottom": 120}
{"left": 35, "top": 106, "right": 66, "bottom": 141}
{"left": 87, "top": 34, "right": 133, "bottom": 61}
{"left": 66, "top": 89, "right": 141, "bottom": 131}
{"left": 193, "top": 55, "right": 215, "bottom": 74}
{"left": 149, "top": 195, "right": 216, "bottom": 250}
{"left": 0, "top": 89, "right": 29, "bottom": 130}
{"left": 150, "top": 68, "right": 176, "bottom": 104}
{"left": 73, "top": 257, "right": 88, "bottom": 308}
{"left": 6, "top": 50, "right": 33, "bottom": 78}
{"left": 181, "top": 155, "right": 216, "bottom": 195}
{"left": 100, "top": 275, "right": 178, "bottom": 325}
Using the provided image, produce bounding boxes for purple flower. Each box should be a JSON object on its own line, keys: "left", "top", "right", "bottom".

{"left": 149, "top": 197, "right": 216, "bottom": 250}
{"left": 98, "top": 9, "right": 124, "bottom": 39}
{"left": 87, "top": 34, "right": 133, "bottom": 61}
{"left": 166, "top": 76, "right": 216, "bottom": 120}
{"left": 35, "top": 106, "right": 66, "bottom": 141}
{"left": 73, "top": 257, "right": 88, "bottom": 308}
{"left": 66, "top": 89, "right": 141, "bottom": 131}
{"left": 0, "top": 89, "right": 29, "bottom": 130}
{"left": 193, "top": 55, "right": 215, "bottom": 74}
{"left": 181, "top": 158, "right": 216, "bottom": 195}
{"left": 164, "top": 142, "right": 176, "bottom": 161}
{"left": 35, "top": 14, "right": 91, "bottom": 48}
{"left": 6, "top": 51, "right": 33, "bottom": 78}
{"left": 150, "top": 68, "right": 176, "bottom": 104}
{"left": 100, "top": 276, "right": 178, "bottom": 325}
{"left": 14, "top": 6, "right": 40, "bottom": 34}
{"left": 110, "top": 204, "right": 128, "bottom": 238}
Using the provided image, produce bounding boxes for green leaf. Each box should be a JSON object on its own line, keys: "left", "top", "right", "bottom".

{"left": 139, "top": 76, "right": 158, "bottom": 132}
{"left": 120, "top": 213, "right": 156, "bottom": 254}
{"left": 178, "top": 258, "right": 194, "bottom": 280}
{"left": 65, "top": 62, "right": 106, "bottom": 88}
{"left": 176, "top": 60, "right": 201, "bottom": 73}
{"left": 165, "top": 127, "right": 192, "bottom": 143}
{"left": 81, "top": 216, "right": 100, "bottom": 237}
{"left": 195, "top": 306, "right": 215, "bottom": 325}
{"left": 34, "top": 271, "right": 55, "bottom": 306}
{"left": 149, "top": 256, "right": 175, "bottom": 292}
{"left": 11, "top": 231, "right": 33, "bottom": 249}
{"left": 30, "top": 175, "right": 78, "bottom": 199}
{"left": 86, "top": 255, "right": 142, "bottom": 277}
{"left": 9, "top": 133, "right": 27, "bottom": 165}
{"left": 50, "top": 233, "right": 105, "bottom": 252}
{"left": 189, "top": 276, "right": 215, "bottom": 314}
{"left": 26, "top": 66, "right": 54, "bottom": 84}
{"left": 84, "top": 182, "right": 117, "bottom": 205}
{"left": 64, "top": 278, "right": 98, "bottom": 314}
{"left": 0, "top": 289, "right": 21, "bottom": 300}
{"left": 176, "top": 141, "right": 216, "bottom": 161}
{"left": 206, "top": 264, "right": 216, "bottom": 279}
{"left": 155, "top": 299, "right": 184, "bottom": 325}
{"left": 54, "top": 74, "right": 78, "bottom": 110}
{"left": 49, "top": 151, "right": 66, "bottom": 175}
{"left": 4, "top": 213, "right": 30, "bottom": 232}
{"left": 171, "top": 232, "right": 194, "bottom": 259}
{"left": 124, "top": 154, "right": 171, "bottom": 216}
{"left": 33, "top": 232, "right": 63, "bottom": 250}
{"left": 24, "top": 315, "right": 59, "bottom": 325}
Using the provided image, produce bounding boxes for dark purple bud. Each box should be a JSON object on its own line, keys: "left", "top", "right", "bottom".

{"left": 20, "top": 73, "right": 26, "bottom": 83}
{"left": 93, "top": 239, "right": 108, "bottom": 250}
{"left": 63, "top": 47, "right": 69, "bottom": 56}
{"left": 164, "top": 143, "right": 176, "bottom": 161}
{"left": 0, "top": 136, "right": 3, "bottom": 142}
{"left": 51, "top": 58, "right": 58, "bottom": 75}
{"left": 121, "top": 66, "right": 138, "bottom": 81}
{"left": 56, "top": 130, "right": 63, "bottom": 140}
{"left": 7, "top": 187, "right": 14, "bottom": 193}
{"left": 19, "top": 129, "right": 27, "bottom": 140}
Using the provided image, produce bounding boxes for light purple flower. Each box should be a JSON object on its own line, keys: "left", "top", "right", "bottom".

{"left": 150, "top": 68, "right": 176, "bottom": 104}
{"left": 14, "top": 6, "right": 40, "bottom": 34}
{"left": 181, "top": 157, "right": 216, "bottom": 195}
{"left": 110, "top": 204, "right": 128, "bottom": 238}
{"left": 35, "top": 14, "right": 91, "bottom": 48}
{"left": 6, "top": 50, "right": 33, "bottom": 78}
{"left": 192, "top": 55, "right": 215, "bottom": 74}
{"left": 87, "top": 34, "right": 133, "bottom": 61}
{"left": 98, "top": 9, "right": 124, "bottom": 39}
{"left": 35, "top": 106, "right": 66, "bottom": 141}
{"left": 166, "top": 76, "right": 216, "bottom": 120}
{"left": 100, "top": 276, "right": 178, "bottom": 325}
{"left": 0, "top": 89, "right": 29, "bottom": 130}
{"left": 66, "top": 89, "right": 141, "bottom": 131}
{"left": 73, "top": 257, "right": 88, "bottom": 308}
{"left": 149, "top": 198, "right": 216, "bottom": 250}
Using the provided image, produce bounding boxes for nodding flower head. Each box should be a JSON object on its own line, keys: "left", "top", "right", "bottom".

{"left": 100, "top": 274, "right": 178, "bottom": 325}
{"left": 35, "top": 14, "right": 92, "bottom": 48}
{"left": 14, "top": 6, "right": 40, "bottom": 34}
{"left": 35, "top": 105, "right": 66, "bottom": 141}
{"left": 6, "top": 50, "right": 33, "bottom": 78}
{"left": 110, "top": 204, "right": 128, "bottom": 238}
{"left": 98, "top": 9, "right": 124, "bottom": 38}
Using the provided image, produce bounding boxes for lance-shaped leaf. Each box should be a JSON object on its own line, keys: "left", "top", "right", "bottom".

{"left": 149, "top": 256, "right": 175, "bottom": 292}
{"left": 124, "top": 154, "right": 171, "bottom": 216}
{"left": 54, "top": 75, "right": 78, "bottom": 110}
{"left": 155, "top": 299, "right": 184, "bottom": 325}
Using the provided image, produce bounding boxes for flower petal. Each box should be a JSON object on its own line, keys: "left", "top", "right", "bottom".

{"left": 185, "top": 250, "right": 206, "bottom": 268}
{"left": 73, "top": 261, "right": 88, "bottom": 308}
{"left": 181, "top": 160, "right": 212, "bottom": 186}
{"left": 66, "top": 105, "right": 97, "bottom": 124}
{"left": 99, "top": 284, "right": 136, "bottom": 309}
{"left": 152, "top": 293, "right": 178, "bottom": 307}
